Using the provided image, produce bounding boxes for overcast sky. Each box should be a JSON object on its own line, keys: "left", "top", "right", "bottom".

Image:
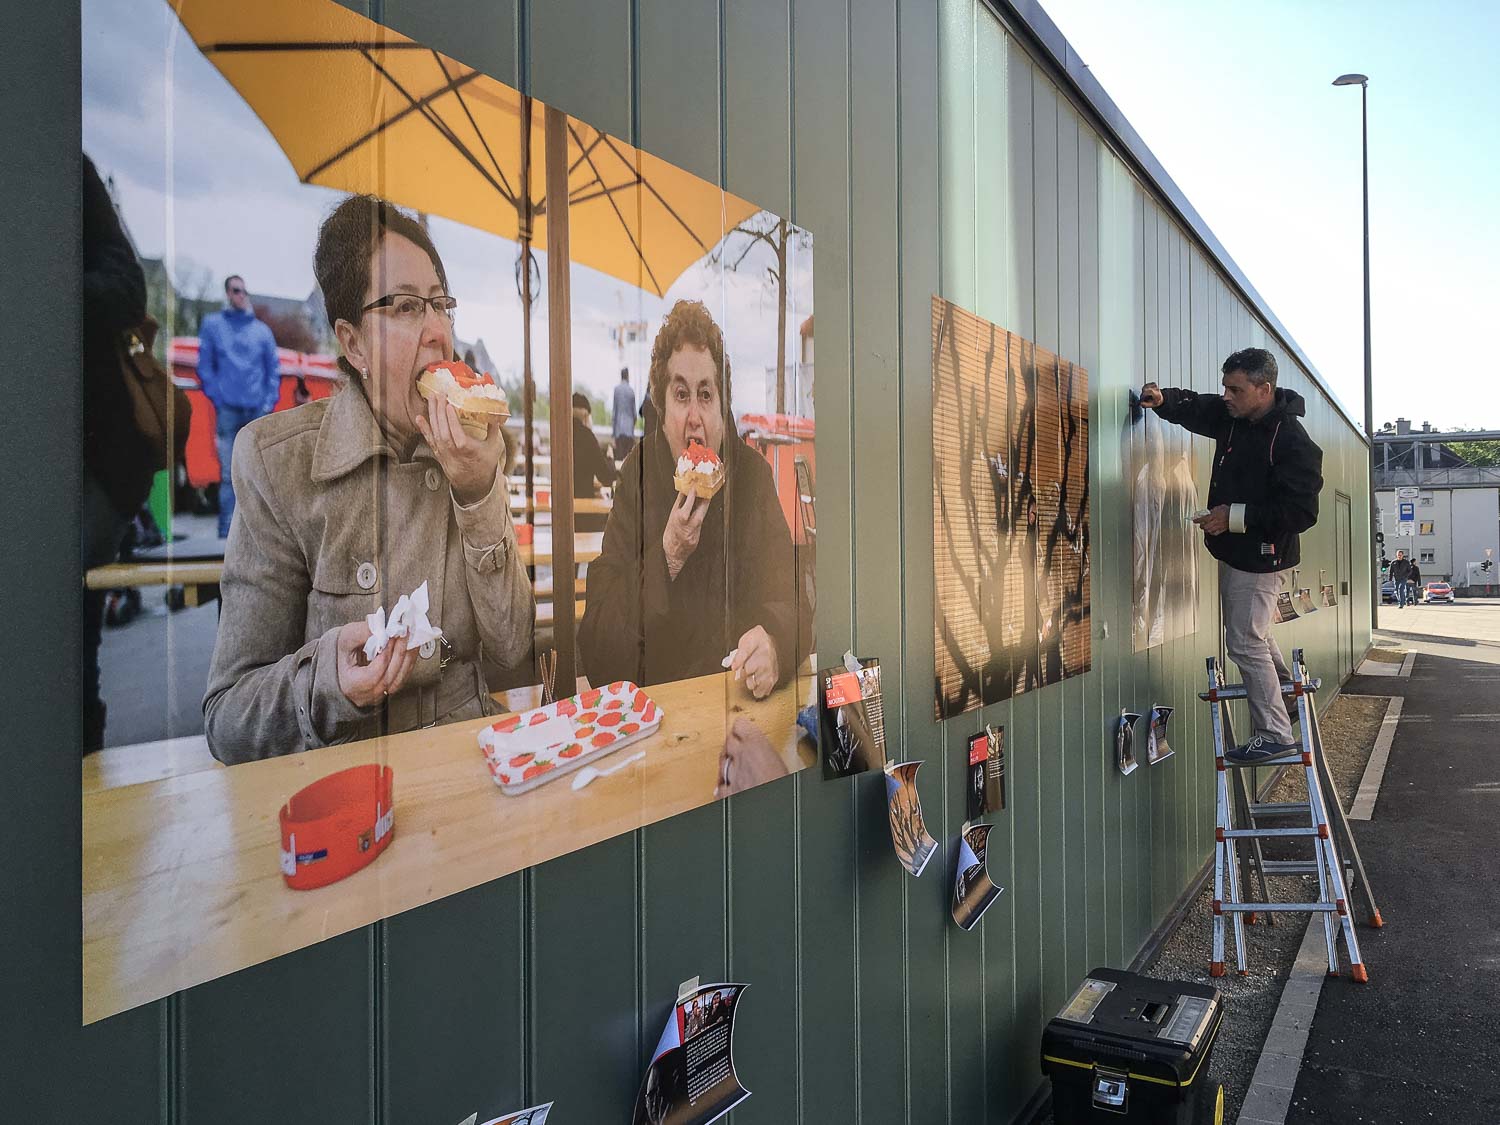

{"left": 81, "top": 0, "right": 812, "bottom": 418}
{"left": 1041, "top": 0, "right": 1499, "bottom": 432}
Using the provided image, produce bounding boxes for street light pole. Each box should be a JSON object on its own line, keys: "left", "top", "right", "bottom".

{"left": 1334, "top": 72, "right": 1378, "bottom": 626}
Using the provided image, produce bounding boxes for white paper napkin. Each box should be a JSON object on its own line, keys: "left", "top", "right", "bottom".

{"left": 363, "top": 580, "right": 444, "bottom": 661}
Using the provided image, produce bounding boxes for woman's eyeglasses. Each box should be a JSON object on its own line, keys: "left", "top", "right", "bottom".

{"left": 362, "top": 293, "right": 458, "bottom": 323}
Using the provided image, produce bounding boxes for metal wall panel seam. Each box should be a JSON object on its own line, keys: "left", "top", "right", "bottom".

{"left": 627, "top": 0, "right": 645, "bottom": 1098}
{"left": 373, "top": 921, "right": 386, "bottom": 1125}
{"left": 894, "top": 3, "right": 916, "bottom": 1121}
{"left": 716, "top": 0, "right": 733, "bottom": 1013}
{"left": 164, "top": 997, "right": 179, "bottom": 1125}
{"left": 844, "top": 0, "right": 862, "bottom": 1115}
{"left": 785, "top": 2, "right": 806, "bottom": 1114}
{"left": 523, "top": 870, "right": 537, "bottom": 1105}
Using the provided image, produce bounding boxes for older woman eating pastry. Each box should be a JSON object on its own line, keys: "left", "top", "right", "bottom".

{"left": 204, "top": 194, "right": 534, "bottom": 764}
{"left": 580, "top": 299, "right": 808, "bottom": 700}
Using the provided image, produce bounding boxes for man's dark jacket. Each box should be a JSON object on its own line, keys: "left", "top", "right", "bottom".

{"left": 1154, "top": 386, "right": 1323, "bottom": 573}
{"left": 1389, "top": 557, "right": 1412, "bottom": 584}
{"left": 579, "top": 428, "right": 810, "bottom": 689}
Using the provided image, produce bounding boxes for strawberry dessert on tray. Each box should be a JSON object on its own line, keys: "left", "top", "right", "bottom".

{"left": 477, "top": 681, "right": 665, "bottom": 795}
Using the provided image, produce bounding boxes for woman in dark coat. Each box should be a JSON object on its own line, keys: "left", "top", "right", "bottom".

{"left": 580, "top": 299, "right": 807, "bottom": 698}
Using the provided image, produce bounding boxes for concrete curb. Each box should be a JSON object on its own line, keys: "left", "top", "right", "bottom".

{"left": 1234, "top": 918, "right": 1328, "bottom": 1125}
{"left": 1350, "top": 696, "right": 1402, "bottom": 821}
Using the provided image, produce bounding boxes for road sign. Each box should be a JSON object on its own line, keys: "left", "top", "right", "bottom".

{"left": 1399, "top": 501, "right": 1415, "bottom": 521}
{"left": 1397, "top": 521, "right": 1415, "bottom": 537}
{"left": 1397, "top": 487, "right": 1420, "bottom": 499}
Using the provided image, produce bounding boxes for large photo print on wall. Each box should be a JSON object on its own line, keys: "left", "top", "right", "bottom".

{"left": 81, "top": 0, "right": 815, "bottom": 1023}
{"left": 1129, "top": 400, "right": 1198, "bottom": 650}
{"left": 931, "top": 297, "right": 1090, "bottom": 720}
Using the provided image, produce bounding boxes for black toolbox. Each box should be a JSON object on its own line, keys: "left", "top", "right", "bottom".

{"left": 1041, "top": 968, "right": 1224, "bottom": 1124}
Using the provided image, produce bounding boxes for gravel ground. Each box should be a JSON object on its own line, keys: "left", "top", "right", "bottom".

{"left": 1034, "top": 689, "right": 1390, "bottom": 1125}
{"left": 1361, "top": 646, "right": 1406, "bottom": 664}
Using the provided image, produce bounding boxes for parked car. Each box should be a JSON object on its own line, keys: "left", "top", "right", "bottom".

{"left": 1421, "top": 581, "right": 1455, "bottom": 604}
{"left": 1380, "top": 580, "right": 1396, "bottom": 604}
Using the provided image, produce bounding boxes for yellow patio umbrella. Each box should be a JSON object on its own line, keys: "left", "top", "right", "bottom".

{"left": 169, "top": 0, "right": 755, "bottom": 295}
{"left": 168, "top": 0, "right": 760, "bottom": 683}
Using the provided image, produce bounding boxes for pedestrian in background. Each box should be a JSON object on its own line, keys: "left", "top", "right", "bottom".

{"left": 198, "top": 275, "right": 280, "bottom": 537}
{"left": 612, "top": 366, "right": 637, "bottom": 461}
{"left": 1390, "top": 550, "right": 1412, "bottom": 608}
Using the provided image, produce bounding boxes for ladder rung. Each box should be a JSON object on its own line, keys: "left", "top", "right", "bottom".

{"left": 1219, "top": 902, "right": 1339, "bottom": 913}
{"left": 1252, "top": 860, "right": 1320, "bottom": 875}
{"left": 1223, "top": 827, "right": 1321, "bottom": 839}
{"left": 1248, "top": 802, "right": 1312, "bottom": 816}
{"left": 1199, "top": 677, "right": 1321, "bottom": 702}
{"left": 1221, "top": 752, "right": 1304, "bottom": 769}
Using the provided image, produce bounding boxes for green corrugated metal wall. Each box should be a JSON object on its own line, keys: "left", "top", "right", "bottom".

{"left": 2, "top": 0, "right": 1372, "bottom": 1121}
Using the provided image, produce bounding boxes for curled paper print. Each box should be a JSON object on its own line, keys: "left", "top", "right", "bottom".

{"left": 363, "top": 580, "right": 444, "bottom": 661}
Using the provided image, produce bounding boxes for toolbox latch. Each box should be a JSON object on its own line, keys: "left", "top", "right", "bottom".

{"left": 1091, "top": 1066, "right": 1129, "bottom": 1113}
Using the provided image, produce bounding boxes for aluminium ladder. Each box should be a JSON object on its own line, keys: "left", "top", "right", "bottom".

{"left": 1201, "top": 648, "right": 1381, "bottom": 980}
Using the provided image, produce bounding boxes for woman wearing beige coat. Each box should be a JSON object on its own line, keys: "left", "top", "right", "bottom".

{"left": 204, "top": 195, "right": 534, "bottom": 764}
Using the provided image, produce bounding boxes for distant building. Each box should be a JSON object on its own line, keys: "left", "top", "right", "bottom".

{"left": 1374, "top": 418, "right": 1500, "bottom": 588}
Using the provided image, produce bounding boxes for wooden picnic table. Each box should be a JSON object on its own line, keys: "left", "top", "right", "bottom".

{"left": 83, "top": 531, "right": 605, "bottom": 594}
{"left": 509, "top": 494, "right": 612, "bottom": 516}
{"left": 81, "top": 666, "right": 815, "bottom": 1024}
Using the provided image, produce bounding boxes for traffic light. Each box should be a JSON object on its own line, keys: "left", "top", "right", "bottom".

{"left": 1483, "top": 559, "right": 1494, "bottom": 573}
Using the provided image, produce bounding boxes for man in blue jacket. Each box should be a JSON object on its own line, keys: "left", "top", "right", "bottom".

{"left": 1140, "top": 348, "right": 1324, "bottom": 763}
{"left": 198, "top": 275, "right": 280, "bottom": 536}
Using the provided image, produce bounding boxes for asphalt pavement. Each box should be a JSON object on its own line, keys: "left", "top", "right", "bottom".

{"left": 1284, "top": 600, "right": 1500, "bottom": 1123}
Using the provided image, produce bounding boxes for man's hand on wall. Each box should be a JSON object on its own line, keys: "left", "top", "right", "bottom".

{"left": 1138, "top": 382, "right": 1163, "bottom": 409}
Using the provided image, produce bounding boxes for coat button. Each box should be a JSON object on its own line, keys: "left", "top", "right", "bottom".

{"left": 425, "top": 468, "right": 442, "bottom": 492}
{"left": 356, "top": 561, "right": 378, "bottom": 590}
{"left": 419, "top": 639, "right": 437, "bottom": 659}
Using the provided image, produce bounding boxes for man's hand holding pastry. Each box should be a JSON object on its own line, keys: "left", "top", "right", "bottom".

{"left": 415, "top": 390, "right": 505, "bottom": 506}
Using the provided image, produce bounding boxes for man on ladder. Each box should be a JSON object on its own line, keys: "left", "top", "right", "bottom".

{"left": 1139, "top": 348, "right": 1324, "bottom": 763}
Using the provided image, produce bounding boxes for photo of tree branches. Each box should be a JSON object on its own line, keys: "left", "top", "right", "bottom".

{"left": 932, "top": 297, "right": 1090, "bottom": 720}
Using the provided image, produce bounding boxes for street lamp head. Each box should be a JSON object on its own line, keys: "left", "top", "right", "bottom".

{"left": 1332, "top": 73, "right": 1369, "bottom": 87}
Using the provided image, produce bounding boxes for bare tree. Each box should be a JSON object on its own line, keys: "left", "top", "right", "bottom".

{"left": 708, "top": 211, "right": 812, "bottom": 416}
{"left": 932, "top": 301, "right": 1082, "bottom": 718}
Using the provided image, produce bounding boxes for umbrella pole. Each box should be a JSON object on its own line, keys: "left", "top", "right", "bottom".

{"left": 544, "top": 104, "right": 578, "bottom": 692}
{"left": 519, "top": 95, "right": 536, "bottom": 526}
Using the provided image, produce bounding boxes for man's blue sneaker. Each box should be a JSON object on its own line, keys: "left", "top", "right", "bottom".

{"left": 1225, "top": 736, "right": 1298, "bottom": 764}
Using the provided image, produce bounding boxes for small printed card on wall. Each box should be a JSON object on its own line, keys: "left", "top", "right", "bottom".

{"left": 458, "top": 1104, "right": 553, "bottom": 1125}
{"left": 1275, "top": 590, "right": 1300, "bottom": 623}
{"left": 1115, "top": 711, "right": 1140, "bottom": 776}
{"left": 1146, "top": 705, "right": 1174, "bottom": 766}
{"left": 884, "top": 761, "right": 938, "bottom": 876}
{"left": 966, "top": 724, "right": 1007, "bottom": 819}
{"left": 1296, "top": 588, "right": 1318, "bottom": 615}
{"left": 633, "top": 982, "right": 750, "bottom": 1125}
{"left": 1321, "top": 582, "right": 1337, "bottom": 607}
{"left": 819, "top": 655, "right": 887, "bottom": 778}
{"left": 952, "top": 822, "right": 1005, "bottom": 931}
